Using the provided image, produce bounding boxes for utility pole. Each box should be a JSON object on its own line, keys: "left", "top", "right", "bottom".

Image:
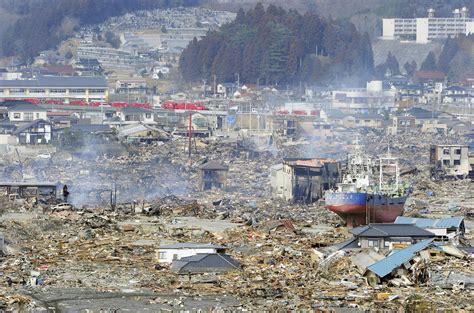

{"left": 235, "top": 73, "right": 240, "bottom": 89}
{"left": 188, "top": 112, "right": 193, "bottom": 158}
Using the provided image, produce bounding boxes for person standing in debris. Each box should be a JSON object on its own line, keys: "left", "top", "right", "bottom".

{"left": 62, "top": 185, "right": 70, "bottom": 203}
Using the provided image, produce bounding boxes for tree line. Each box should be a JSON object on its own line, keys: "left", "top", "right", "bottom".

{"left": 180, "top": 3, "right": 374, "bottom": 85}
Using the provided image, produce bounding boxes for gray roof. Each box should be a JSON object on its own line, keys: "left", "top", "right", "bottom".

{"left": 394, "top": 216, "right": 464, "bottom": 230}
{"left": 199, "top": 160, "right": 229, "bottom": 171}
{"left": 121, "top": 107, "right": 153, "bottom": 114}
{"left": 0, "top": 75, "right": 107, "bottom": 88}
{"left": 171, "top": 253, "right": 241, "bottom": 274}
{"left": 351, "top": 224, "right": 435, "bottom": 238}
{"left": 367, "top": 239, "right": 434, "bottom": 278}
{"left": 13, "top": 119, "right": 50, "bottom": 135}
{"left": 70, "top": 124, "right": 111, "bottom": 134}
{"left": 159, "top": 242, "right": 226, "bottom": 250}
{"left": 9, "top": 103, "right": 48, "bottom": 112}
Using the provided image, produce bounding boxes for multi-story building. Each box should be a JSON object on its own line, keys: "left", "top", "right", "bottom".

{"left": 383, "top": 7, "right": 474, "bottom": 43}
{"left": 0, "top": 76, "right": 109, "bottom": 104}
{"left": 331, "top": 81, "right": 396, "bottom": 111}
{"left": 430, "top": 144, "right": 470, "bottom": 178}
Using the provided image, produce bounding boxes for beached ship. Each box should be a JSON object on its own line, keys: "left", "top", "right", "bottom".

{"left": 325, "top": 145, "right": 410, "bottom": 227}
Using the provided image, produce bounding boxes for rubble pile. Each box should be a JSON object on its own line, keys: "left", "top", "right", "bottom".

{"left": 0, "top": 131, "right": 472, "bottom": 310}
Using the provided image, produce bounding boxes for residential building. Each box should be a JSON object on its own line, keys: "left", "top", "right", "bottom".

{"left": 156, "top": 243, "right": 226, "bottom": 264}
{"left": 350, "top": 224, "right": 435, "bottom": 249}
{"left": 13, "top": 119, "right": 52, "bottom": 144}
{"left": 383, "top": 7, "right": 474, "bottom": 43}
{"left": 271, "top": 158, "right": 341, "bottom": 203}
{"left": 8, "top": 103, "right": 48, "bottom": 122}
{"left": 198, "top": 160, "right": 229, "bottom": 191}
{"left": 117, "top": 107, "right": 155, "bottom": 124}
{"left": 342, "top": 113, "right": 384, "bottom": 128}
{"left": 115, "top": 80, "right": 148, "bottom": 95}
{"left": 394, "top": 216, "right": 465, "bottom": 238}
{"left": 0, "top": 76, "right": 109, "bottom": 104}
{"left": 430, "top": 144, "right": 470, "bottom": 178}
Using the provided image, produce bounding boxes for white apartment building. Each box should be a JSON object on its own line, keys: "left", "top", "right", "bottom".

{"left": 383, "top": 7, "right": 474, "bottom": 43}
{"left": 0, "top": 76, "right": 109, "bottom": 104}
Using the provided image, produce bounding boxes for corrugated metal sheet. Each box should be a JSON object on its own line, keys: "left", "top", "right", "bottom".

{"left": 367, "top": 239, "right": 434, "bottom": 278}
{"left": 394, "top": 216, "right": 464, "bottom": 229}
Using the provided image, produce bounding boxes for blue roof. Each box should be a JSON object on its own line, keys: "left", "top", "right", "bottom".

{"left": 367, "top": 239, "right": 434, "bottom": 278}
{"left": 394, "top": 216, "right": 464, "bottom": 229}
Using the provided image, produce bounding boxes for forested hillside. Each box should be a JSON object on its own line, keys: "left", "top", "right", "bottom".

{"left": 180, "top": 4, "right": 374, "bottom": 85}
{"left": 0, "top": 0, "right": 199, "bottom": 60}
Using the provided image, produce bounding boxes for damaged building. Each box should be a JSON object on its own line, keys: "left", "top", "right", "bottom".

{"left": 430, "top": 144, "right": 470, "bottom": 179}
{"left": 198, "top": 161, "right": 229, "bottom": 191}
{"left": 271, "top": 158, "right": 341, "bottom": 203}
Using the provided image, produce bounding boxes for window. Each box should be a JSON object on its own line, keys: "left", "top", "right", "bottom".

{"left": 24, "top": 112, "right": 33, "bottom": 121}
{"left": 89, "top": 89, "right": 106, "bottom": 94}
{"left": 443, "top": 148, "right": 450, "bottom": 155}
{"left": 368, "top": 239, "right": 379, "bottom": 247}
{"left": 443, "top": 159, "right": 450, "bottom": 166}
{"left": 454, "top": 160, "right": 461, "bottom": 166}
{"left": 454, "top": 149, "right": 461, "bottom": 155}
{"left": 13, "top": 113, "right": 20, "bottom": 119}
{"left": 50, "top": 89, "right": 66, "bottom": 93}
{"left": 30, "top": 89, "right": 45, "bottom": 93}
{"left": 384, "top": 241, "right": 390, "bottom": 247}
{"left": 145, "top": 113, "right": 151, "bottom": 119}
{"left": 69, "top": 89, "right": 86, "bottom": 94}
{"left": 9, "top": 88, "right": 25, "bottom": 94}
{"left": 172, "top": 254, "right": 178, "bottom": 260}
{"left": 158, "top": 252, "right": 166, "bottom": 259}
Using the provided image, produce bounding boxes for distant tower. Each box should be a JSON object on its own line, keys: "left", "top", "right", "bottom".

{"left": 461, "top": 7, "right": 469, "bottom": 18}
{"left": 428, "top": 8, "right": 435, "bottom": 18}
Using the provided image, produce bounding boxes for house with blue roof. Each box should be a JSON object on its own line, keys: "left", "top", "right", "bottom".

{"left": 365, "top": 239, "right": 434, "bottom": 286}
{"left": 394, "top": 216, "right": 465, "bottom": 238}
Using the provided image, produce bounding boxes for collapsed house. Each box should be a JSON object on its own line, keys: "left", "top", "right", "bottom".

{"left": 364, "top": 239, "right": 435, "bottom": 286}
{"left": 271, "top": 158, "right": 341, "bottom": 203}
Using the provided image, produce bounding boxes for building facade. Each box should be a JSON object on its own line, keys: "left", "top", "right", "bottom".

{"left": 383, "top": 8, "right": 474, "bottom": 43}
{"left": 430, "top": 144, "right": 470, "bottom": 178}
{"left": 0, "top": 76, "right": 108, "bottom": 104}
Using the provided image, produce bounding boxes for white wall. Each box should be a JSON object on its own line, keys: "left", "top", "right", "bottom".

{"left": 383, "top": 19, "right": 395, "bottom": 38}
{"left": 467, "top": 21, "right": 474, "bottom": 35}
{"left": 0, "top": 134, "right": 17, "bottom": 145}
{"left": 9, "top": 111, "right": 47, "bottom": 122}
{"left": 416, "top": 18, "right": 429, "bottom": 43}
{"left": 156, "top": 248, "right": 218, "bottom": 264}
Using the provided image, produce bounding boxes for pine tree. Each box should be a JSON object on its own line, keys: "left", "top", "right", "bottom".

{"left": 420, "top": 51, "right": 438, "bottom": 71}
